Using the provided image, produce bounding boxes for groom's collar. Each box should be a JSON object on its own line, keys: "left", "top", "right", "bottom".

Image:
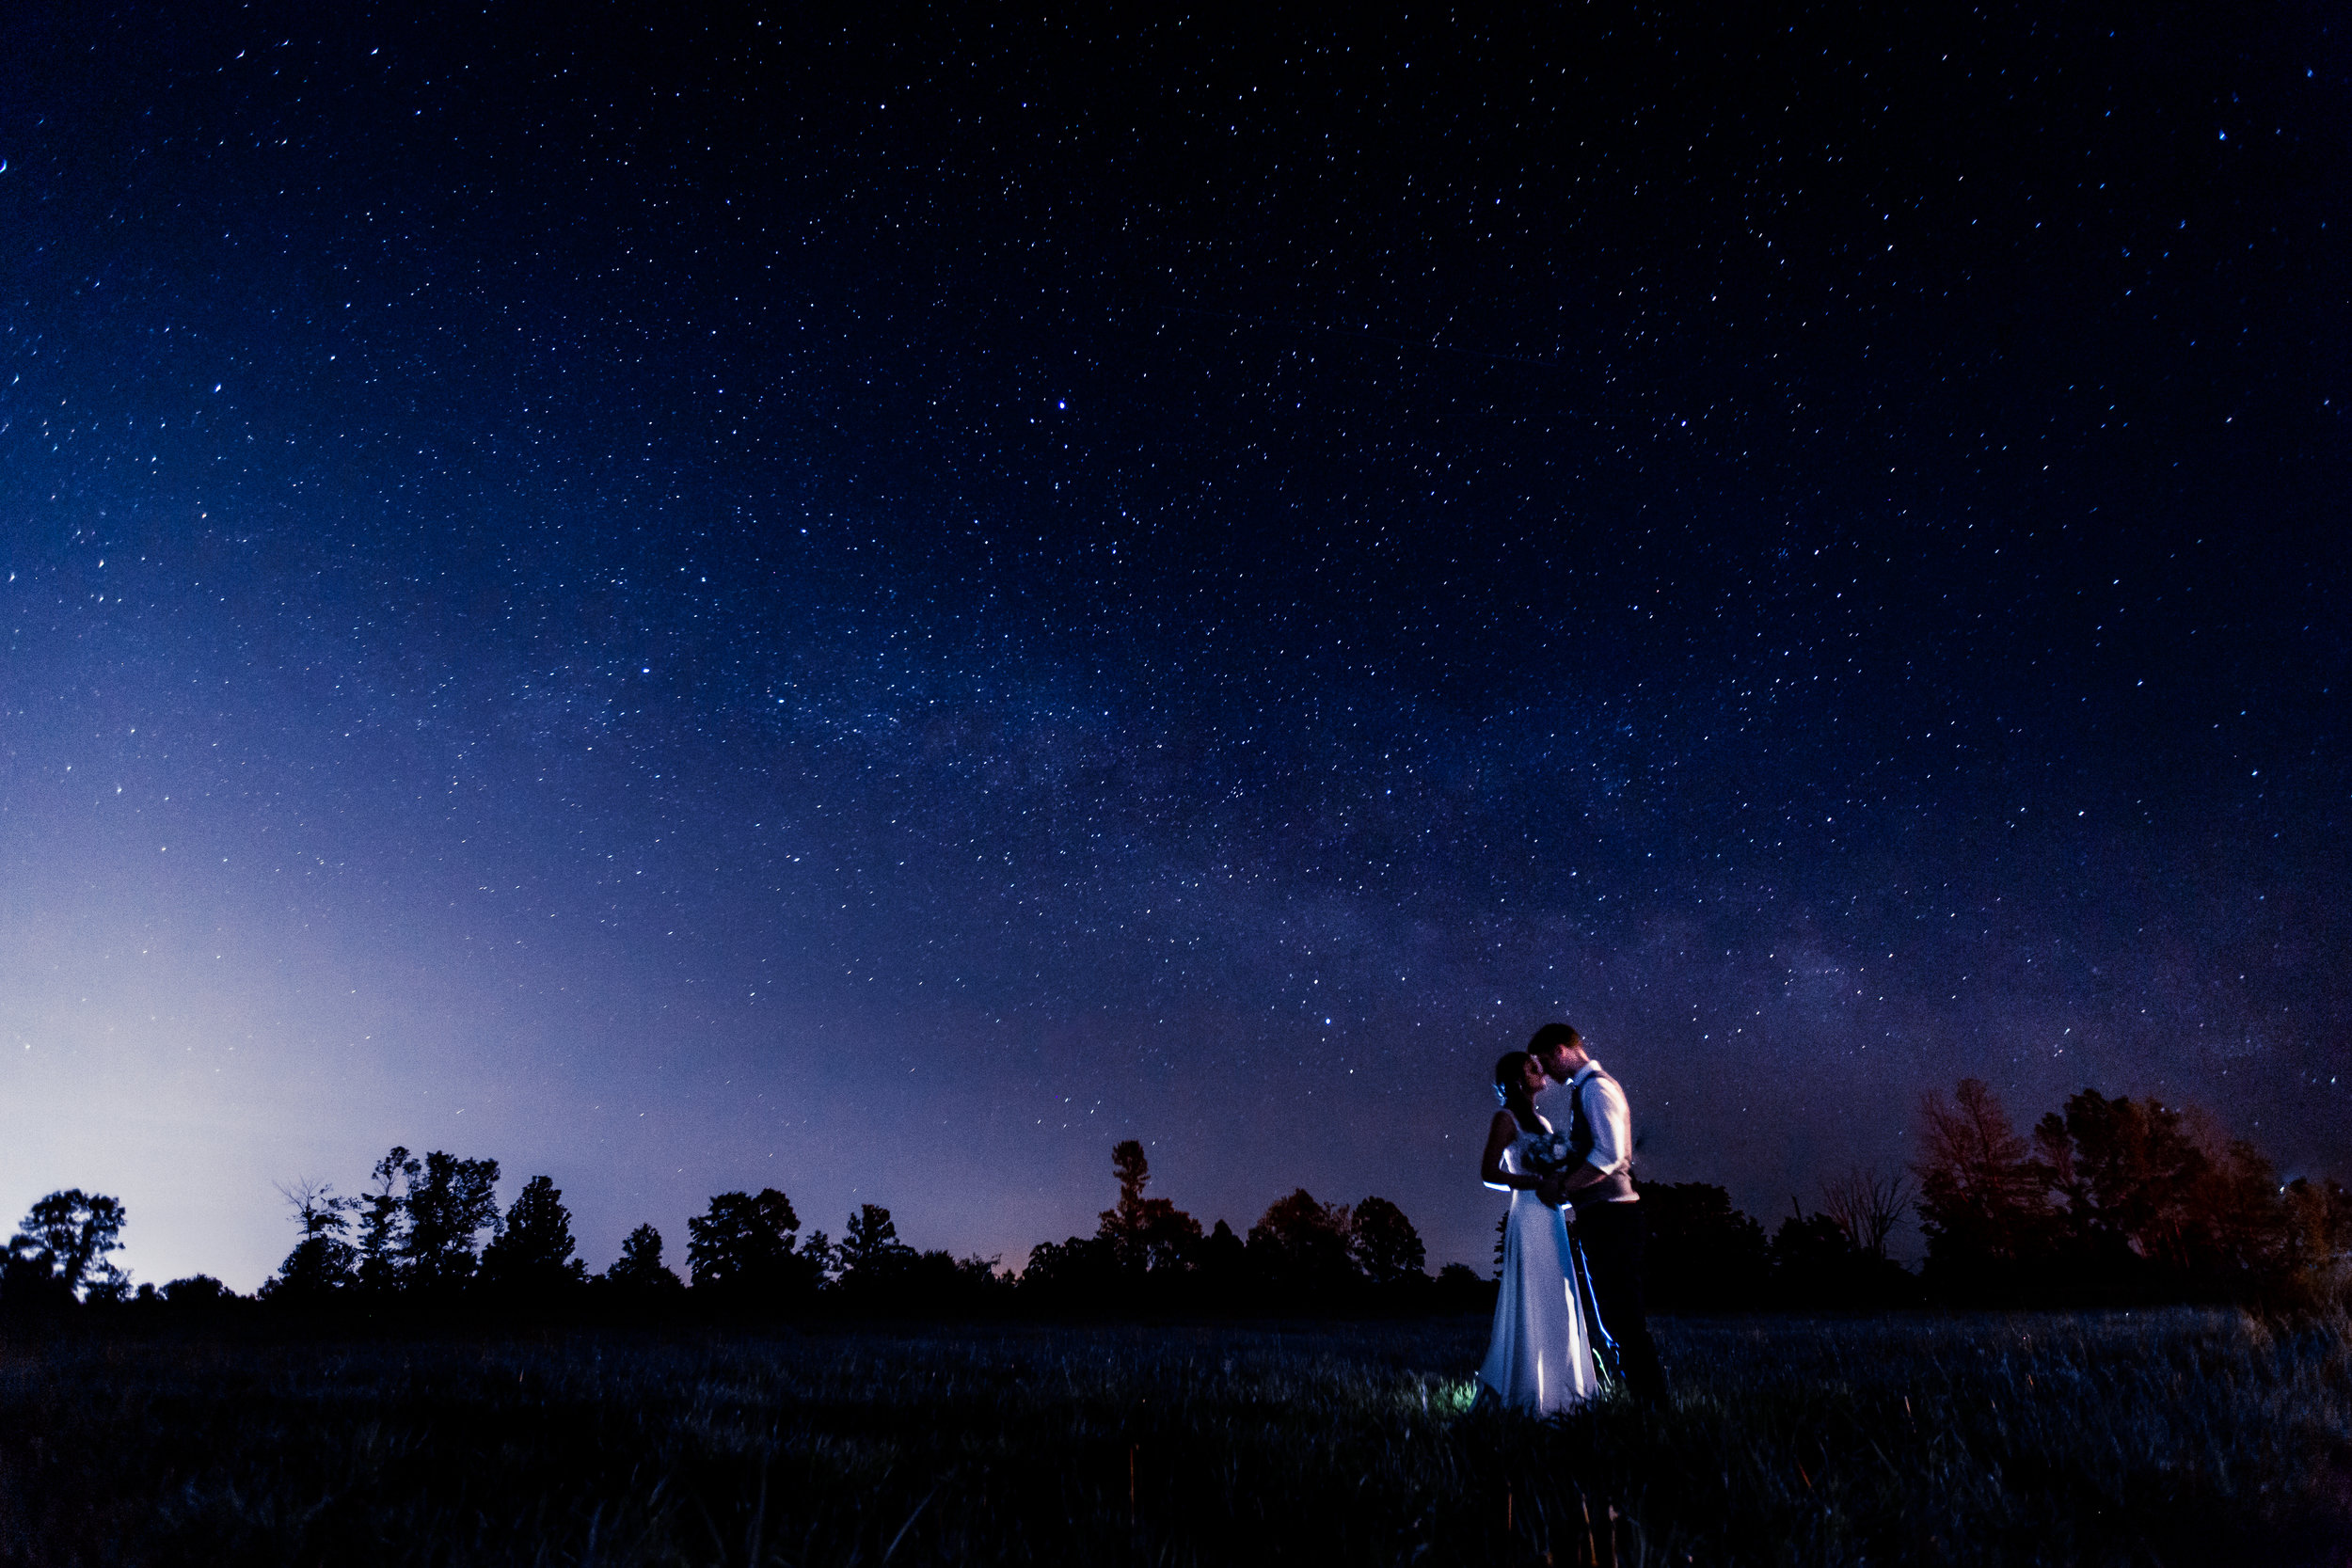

{"left": 1566, "top": 1059, "right": 1603, "bottom": 1086}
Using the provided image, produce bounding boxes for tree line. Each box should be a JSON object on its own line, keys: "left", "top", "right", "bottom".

{"left": 1, "top": 1138, "right": 1487, "bottom": 1320}
{"left": 1908, "top": 1078, "right": 2349, "bottom": 1307}
{"left": 1630, "top": 1078, "right": 2350, "bottom": 1311}
{"left": 8, "top": 1083, "right": 2344, "bottom": 1321}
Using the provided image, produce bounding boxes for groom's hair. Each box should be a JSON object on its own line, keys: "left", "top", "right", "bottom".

{"left": 1527, "top": 1022, "right": 1582, "bottom": 1057}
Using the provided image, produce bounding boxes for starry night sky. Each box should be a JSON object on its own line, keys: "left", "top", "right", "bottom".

{"left": 4, "top": 5, "right": 2345, "bottom": 1291}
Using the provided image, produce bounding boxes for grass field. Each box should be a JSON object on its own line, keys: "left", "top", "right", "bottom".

{"left": 2, "top": 1308, "right": 2346, "bottom": 1565}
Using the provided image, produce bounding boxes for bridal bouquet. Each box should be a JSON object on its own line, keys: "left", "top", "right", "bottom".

{"left": 1523, "top": 1129, "right": 1577, "bottom": 1177}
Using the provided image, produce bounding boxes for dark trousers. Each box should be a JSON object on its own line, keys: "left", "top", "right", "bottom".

{"left": 1573, "top": 1200, "right": 1667, "bottom": 1402}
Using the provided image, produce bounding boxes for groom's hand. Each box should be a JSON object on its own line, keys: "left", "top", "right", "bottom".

{"left": 1535, "top": 1173, "right": 1565, "bottom": 1207}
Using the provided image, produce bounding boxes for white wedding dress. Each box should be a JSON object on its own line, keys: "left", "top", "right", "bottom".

{"left": 1477, "top": 1127, "right": 1597, "bottom": 1415}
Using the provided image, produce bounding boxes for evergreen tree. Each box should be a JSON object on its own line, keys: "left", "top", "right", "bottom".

{"left": 356, "top": 1147, "right": 419, "bottom": 1294}
{"left": 838, "top": 1203, "right": 915, "bottom": 1287}
{"left": 1095, "top": 1140, "right": 1200, "bottom": 1275}
{"left": 479, "top": 1175, "right": 587, "bottom": 1296}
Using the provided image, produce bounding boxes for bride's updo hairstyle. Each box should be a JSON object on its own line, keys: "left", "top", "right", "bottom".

{"left": 1493, "top": 1050, "right": 1537, "bottom": 1124}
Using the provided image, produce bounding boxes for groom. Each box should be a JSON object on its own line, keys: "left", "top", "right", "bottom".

{"left": 1530, "top": 1022, "right": 1667, "bottom": 1403}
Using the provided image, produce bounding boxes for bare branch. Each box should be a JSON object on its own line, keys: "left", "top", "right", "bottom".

{"left": 1820, "top": 1165, "right": 1914, "bottom": 1260}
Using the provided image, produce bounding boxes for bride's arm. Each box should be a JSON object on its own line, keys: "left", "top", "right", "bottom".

{"left": 1480, "top": 1110, "right": 1538, "bottom": 1193}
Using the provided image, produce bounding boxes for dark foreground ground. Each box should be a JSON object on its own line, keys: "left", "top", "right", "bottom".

{"left": 2, "top": 1308, "right": 2346, "bottom": 1566}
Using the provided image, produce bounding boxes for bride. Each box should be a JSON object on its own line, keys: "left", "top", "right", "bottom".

{"left": 1476, "top": 1050, "right": 1596, "bottom": 1414}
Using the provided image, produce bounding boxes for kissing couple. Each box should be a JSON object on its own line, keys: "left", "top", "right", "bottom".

{"left": 1476, "top": 1022, "right": 1669, "bottom": 1414}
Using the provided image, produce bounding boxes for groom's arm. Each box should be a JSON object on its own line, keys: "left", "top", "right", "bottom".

{"left": 1578, "top": 1076, "right": 1633, "bottom": 1195}
{"left": 1542, "top": 1078, "right": 1630, "bottom": 1205}
{"left": 1539, "top": 1163, "right": 1607, "bottom": 1206}
{"left": 1556, "top": 1164, "right": 1608, "bottom": 1197}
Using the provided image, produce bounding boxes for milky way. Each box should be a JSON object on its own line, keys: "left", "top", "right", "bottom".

{"left": 3, "top": 6, "right": 2344, "bottom": 1289}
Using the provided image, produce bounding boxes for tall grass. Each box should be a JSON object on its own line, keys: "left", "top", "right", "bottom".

{"left": 1, "top": 1309, "right": 2344, "bottom": 1564}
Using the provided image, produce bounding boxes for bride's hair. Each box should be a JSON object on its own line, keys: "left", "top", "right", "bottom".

{"left": 1492, "top": 1050, "right": 1537, "bottom": 1124}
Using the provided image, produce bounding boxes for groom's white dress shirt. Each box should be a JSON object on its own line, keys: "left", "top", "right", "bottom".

{"left": 1545, "top": 1060, "right": 1636, "bottom": 1202}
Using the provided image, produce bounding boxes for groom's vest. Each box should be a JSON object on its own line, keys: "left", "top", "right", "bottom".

{"left": 1565, "top": 1067, "right": 1636, "bottom": 1208}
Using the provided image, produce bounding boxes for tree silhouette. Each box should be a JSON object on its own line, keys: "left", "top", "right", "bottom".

{"left": 1769, "top": 1208, "right": 1857, "bottom": 1303}
{"left": 1435, "top": 1260, "right": 1491, "bottom": 1311}
{"left": 1915, "top": 1079, "right": 2049, "bottom": 1292}
{"left": 603, "top": 1223, "right": 685, "bottom": 1295}
{"left": 357, "top": 1147, "right": 419, "bottom": 1293}
{"left": 2033, "top": 1090, "right": 2207, "bottom": 1280}
{"left": 1637, "top": 1180, "right": 1771, "bottom": 1309}
{"left": 1019, "top": 1233, "right": 1113, "bottom": 1300}
{"left": 686, "top": 1188, "right": 821, "bottom": 1302}
{"left": 1248, "top": 1189, "right": 1355, "bottom": 1295}
{"left": 1766, "top": 1200, "right": 1920, "bottom": 1309}
{"left": 1108, "top": 1141, "right": 1150, "bottom": 1216}
{"left": 1191, "top": 1217, "right": 1248, "bottom": 1300}
{"left": 8, "top": 1190, "right": 129, "bottom": 1302}
{"left": 2280, "top": 1178, "right": 2352, "bottom": 1305}
{"left": 158, "top": 1275, "right": 234, "bottom": 1307}
{"left": 403, "top": 1151, "right": 503, "bottom": 1292}
{"left": 262, "top": 1180, "right": 357, "bottom": 1302}
{"left": 2180, "top": 1120, "right": 2296, "bottom": 1283}
{"left": 1905, "top": 1077, "right": 2339, "bottom": 1305}
{"left": 1096, "top": 1140, "right": 1200, "bottom": 1275}
{"left": 838, "top": 1203, "right": 914, "bottom": 1286}
{"left": 479, "top": 1175, "right": 586, "bottom": 1296}
{"left": 1345, "top": 1196, "right": 1425, "bottom": 1286}
{"left": 893, "top": 1247, "right": 1009, "bottom": 1312}
{"left": 1819, "top": 1166, "right": 1913, "bottom": 1261}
